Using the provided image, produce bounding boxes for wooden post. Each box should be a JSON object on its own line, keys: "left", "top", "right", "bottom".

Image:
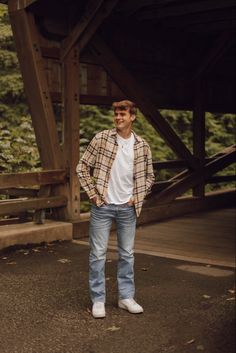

{"left": 62, "top": 46, "right": 80, "bottom": 221}
{"left": 8, "top": 4, "right": 70, "bottom": 220}
{"left": 8, "top": 6, "right": 64, "bottom": 170}
{"left": 193, "top": 77, "right": 205, "bottom": 197}
{"left": 8, "top": 0, "right": 37, "bottom": 12}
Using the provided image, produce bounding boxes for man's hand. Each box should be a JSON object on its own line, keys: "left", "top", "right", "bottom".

{"left": 128, "top": 197, "right": 134, "bottom": 206}
{"left": 91, "top": 196, "right": 97, "bottom": 205}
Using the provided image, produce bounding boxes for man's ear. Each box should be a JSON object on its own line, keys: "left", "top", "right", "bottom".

{"left": 131, "top": 115, "right": 136, "bottom": 121}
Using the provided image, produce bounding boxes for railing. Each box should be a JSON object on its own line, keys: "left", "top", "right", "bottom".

{"left": 0, "top": 153, "right": 235, "bottom": 222}
{"left": 0, "top": 169, "right": 68, "bottom": 223}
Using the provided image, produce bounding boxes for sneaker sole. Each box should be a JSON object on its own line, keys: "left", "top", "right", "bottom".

{"left": 118, "top": 302, "right": 143, "bottom": 314}
{"left": 92, "top": 313, "right": 106, "bottom": 319}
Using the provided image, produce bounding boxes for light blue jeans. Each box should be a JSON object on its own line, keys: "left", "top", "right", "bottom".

{"left": 89, "top": 203, "right": 137, "bottom": 303}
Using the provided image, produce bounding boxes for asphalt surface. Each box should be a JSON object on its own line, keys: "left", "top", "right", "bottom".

{"left": 0, "top": 240, "right": 235, "bottom": 353}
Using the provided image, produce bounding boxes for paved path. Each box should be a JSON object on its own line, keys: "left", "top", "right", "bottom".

{"left": 0, "top": 241, "right": 235, "bottom": 353}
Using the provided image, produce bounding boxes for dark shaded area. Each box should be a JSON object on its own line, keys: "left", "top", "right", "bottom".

{"left": 0, "top": 241, "right": 235, "bottom": 353}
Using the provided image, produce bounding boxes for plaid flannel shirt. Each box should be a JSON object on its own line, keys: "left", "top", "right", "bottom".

{"left": 76, "top": 128, "right": 155, "bottom": 217}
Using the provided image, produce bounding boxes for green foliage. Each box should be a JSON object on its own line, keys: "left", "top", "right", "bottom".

{"left": 0, "top": 115, "right": 40, "bottom": 172}
{"left": 80, "top": 105, "right": 114, "bottom": 154}
{"left": 205, "top": 113, "right": 236, "bottom": 156}
{"left": 0, "top": 4, "right": 39, "bottom": 173}
{"left": 0, "top": 73, "right": 24, "bottom": 102}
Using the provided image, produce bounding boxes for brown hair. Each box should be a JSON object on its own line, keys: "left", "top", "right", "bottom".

{"left": 112, "top": 100, "right": 137, "bottom": 116}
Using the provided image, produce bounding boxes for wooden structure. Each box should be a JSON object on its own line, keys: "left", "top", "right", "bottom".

{"left": 0, "top": 0, "right": 235, "bottom": 238}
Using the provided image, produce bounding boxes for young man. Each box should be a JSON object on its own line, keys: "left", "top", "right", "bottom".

{"left": 76, "top": 100, "right": 154, "bottom": 318}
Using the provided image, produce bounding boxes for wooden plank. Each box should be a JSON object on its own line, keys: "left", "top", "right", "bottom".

{"left": 41, "top": 46, "right": 60, "bottom": 59}
{"left": 148, "top": 147, "right": 236, "bottom": 205}
{"left": 8, "top": 7, "right": 64, "bottom": 169}
{"left": 0, "top": 170, "right": 67, "bottom": 189}
{"left": 61, "top": 0, "right": 104, "bottom": 60}
{"left": 89, "top": 35, "right": 198, "bottom": 169}
{"left": 0, "top": 217, "right": 28, "bottom": 226}
{"left": 33, "top": 185, "right": 51, "bottom": 224}
{"left": 0, "top": 196, "right": 67, "bottom": 216}
{"left": 192, "top": 78, "right": 205, "bottom": 197}
{"left": 62, "top": 46, "right": 80, "bottom": 221}
{"left": 0, "top": 188, "right": 38, "bottom": 197}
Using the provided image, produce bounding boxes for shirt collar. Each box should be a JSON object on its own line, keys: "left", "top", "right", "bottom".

{"left": 110, "top": 128, "right": 142, "bottom": 144}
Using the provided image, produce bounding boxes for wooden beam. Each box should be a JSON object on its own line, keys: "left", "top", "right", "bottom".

{"left": 62, "top": 46, "right": 80, "bottom": 221}
{"left": 192, "top": 78, "right": 205, "bottom": 197}
{"left": 153, "top": 158, "right": 214, "bottom": 170}
{"left": 78, "top": 0, "right": 119, "bottom": 52}
{"left": 162, "top": 8, "right": 236, "bottom": 29}
{"left": 61, "top": 0, "right": 118, "bottom": 60}
{"left": 0, "top": 196, "right": 67, "bottom": 216}
{"left": 207, "top": 175, "right": 236, "bottom": 184}
{"left": 116, "top": 0, "right": 164, "bottom": 14}
{"left": 8, "top": 0, "right": 37, "bottom": 12}
{"left": 137, "top": 0, "right": 236, "bottom": 20}
{"left": 0, "top": 188, "right": 38, "bottom": 197}
{"left": 194, "top": 31, "right": 235, "bottom": 80}
{"left": 89, "top": 35, "right": 198, "bottom": 169}
{"left": 80, "top": 94, "right": 125, "bottom": 106}
{"left": 41, "top": 46, "right": 60, "bottom": 59}
{"left": 148, "top": 146, "right": 236, "bottom": 205}
{"left": 0, "top": 170, "right": 67, "bottom": 189}
{"left": 170, "top": 147, "right": 235, "bottom": 183}
{"left": 8, "top": 7, "right": 64, "bottom": 169}
{"left": 50, "top": 92, "right": 126, "bottom": 106}
{"left": 61, "top": 0, "right": 104, "bottom": 60}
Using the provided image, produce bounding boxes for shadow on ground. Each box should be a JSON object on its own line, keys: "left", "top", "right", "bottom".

{"left": 0, "top": 241, "right": 235, "bottom": 353}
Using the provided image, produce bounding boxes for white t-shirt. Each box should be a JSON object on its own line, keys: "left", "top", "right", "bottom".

{"left": 106, "top": 133, "right": 135, "bottom": 204}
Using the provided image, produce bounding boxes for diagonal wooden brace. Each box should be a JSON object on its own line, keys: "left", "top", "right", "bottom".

{"left": 89, "top": 34, "right": 198, "bottom": 170}
{"left": 147, "top": 146, "right": 236, "bottom": 205}
{"left": 61, "top": 0, "right": 119, "bottom": 60}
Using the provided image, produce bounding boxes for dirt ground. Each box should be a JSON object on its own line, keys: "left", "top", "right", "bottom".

{"left": 0, "top": 240, "right": 235, "bottom": 353}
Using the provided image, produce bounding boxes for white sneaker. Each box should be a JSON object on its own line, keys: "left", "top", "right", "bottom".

{"left": 92, "top": 302, "right": 106, "bottom": 318}
{"left": 118, "top": 298, "right": 144, "bottom": 314}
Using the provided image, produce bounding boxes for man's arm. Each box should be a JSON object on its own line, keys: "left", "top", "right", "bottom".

{"left": 76, "top": 136, "right": 98, "bottom": 200}
{"left": 145, "top": 146, "right": 155, "bottom": 195}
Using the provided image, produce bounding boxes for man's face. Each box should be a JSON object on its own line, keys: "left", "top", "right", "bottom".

{"left": 114, "top": 108, "right": 135, "bottom": 131}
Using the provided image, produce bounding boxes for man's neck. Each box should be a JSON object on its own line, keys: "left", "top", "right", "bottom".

{"left": 116, "top": 128, "right": 132, "bottom": 139}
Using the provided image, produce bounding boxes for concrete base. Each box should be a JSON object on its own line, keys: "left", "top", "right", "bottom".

{"left": 0, "top": 220, "right": 72, "bottom": 251}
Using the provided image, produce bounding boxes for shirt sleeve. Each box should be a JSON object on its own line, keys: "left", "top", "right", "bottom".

{"left": 76, "top": 135, "right": 98, "bottom": 199}
{"left": 145, "top": 145, "right": 155, "bottom": 195}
